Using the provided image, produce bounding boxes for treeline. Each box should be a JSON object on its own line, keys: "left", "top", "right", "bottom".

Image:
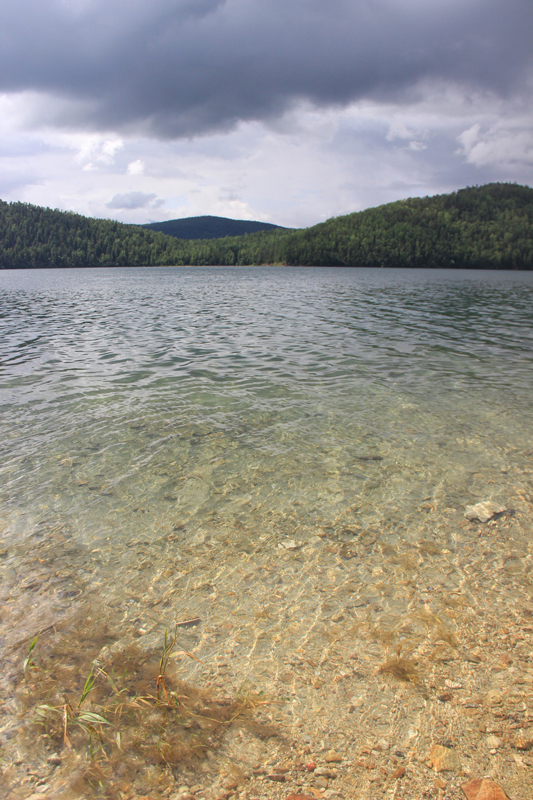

{"left": 1, "top": 183, "right": 532, "bottom": 269}
{"left": 0, "top": 202, "right": 187, "bottom": 269}
{"left": 271, "top": 182, "right": 533, "bottom": 270}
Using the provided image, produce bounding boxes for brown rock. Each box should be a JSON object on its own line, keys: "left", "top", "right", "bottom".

{"left": 314, "top": 767, "right": 337, "bottom": 778}
{"left": 461, "top": 778, "right": 510, "bottom": 800}
{"left": 429, "top": 744, "right": 461, "bottom": 772}
{"left": 435, "top": 778, "right": 447, "bottom": 789}
{"left": 514, "top": 732, "right": 533, "bottom": 750}
{"left": 485, "top": 690, "right": 503, "bottom": 706}
{"left": 286, "top": 796, "right": 316, "bottom": 800}
{"left": 391, "top": 766, "right": 406, "bottom": 779}
{"left": 267, "top": 774, "right": 286, "bottom": 782}
{"left": 324, "top": 750, "right": 343, "bottom": 762}
{"left": 438, "top": 691, "right": 453, "bottom": 702}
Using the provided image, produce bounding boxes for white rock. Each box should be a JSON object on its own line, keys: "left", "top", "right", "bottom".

{"left": 375, "top": 738, "right": 390, "bottom": 751}
{"left": 278, "top": 539, "right": 302, "bottom": 550}
{"left": 464, "top": 501, "right": 507, "bottom": 523}
{"left": 486, "top": 735, "right": 503, "bottom": 749}
{"left": 445, "top": 680, "right": 463, "bottom": 689}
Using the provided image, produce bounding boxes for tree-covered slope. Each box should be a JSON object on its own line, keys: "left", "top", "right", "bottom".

{"left": 1, "top": 183, "right": 532, "bottom": 269}
{"left": 141, "top": 215, "right": 285, "bottom": 239}
{"left": 0, "top": 201, "right": 188, "bottom": 269}
{"left": 270, "top": 182, "right": 533, "bottom": 269}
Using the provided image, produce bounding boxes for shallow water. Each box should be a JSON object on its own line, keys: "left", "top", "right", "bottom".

{"left": 1, "top": 266, "right": 533, "bottom": 794}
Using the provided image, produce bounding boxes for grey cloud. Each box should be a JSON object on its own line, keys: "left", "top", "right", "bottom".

{"left": 0, "top": 0, "right": 532, "bottom": 138}
{"left": 106, "top": 191, "right": 159, "bottom": 209}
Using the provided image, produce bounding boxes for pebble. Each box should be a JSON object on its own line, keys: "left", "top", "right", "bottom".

{"left": 486, "top": 735, "right": 503, "bottom": 749}
{"left": 464, "top": 501, "right": 508, "bottom": 523}
{"left": 314, "top": 767, "right": 337, "bottom": 778}
{"left": 391, "top": 766, "right": 406, "bottom": 779}
{"left": 429, "top": 744, "right": 461, "bottom": 773}
{"left": 438, "top": 691, "right": 453, "bottom": 702}
{"left": 286, "top": 795, "right": 315, "bottom": 800}
{"left": 445, "top": 679, "right": 463, "bottom": 689}
{"left": 374, "top": 738, "right": 390, "bottom": 751}
{"left": 324, "top": 750, "right": 343, "bottom": 763}
{"left": 485, "top": 690, "right": 503, "bottom": 706}
{"left": 279, "top": 540, "right": 302, "bottom": 550}
{"left": 461, "top": 777, "right": 510, "bottom": 800}
{"left": 514, "top": 733, "right": 533, "bottom": 750}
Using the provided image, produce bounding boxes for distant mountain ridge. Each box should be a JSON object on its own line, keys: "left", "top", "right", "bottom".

{"left": 141, "top": 215, "right": 286, "bottom": 240}
{"left": 0, "top": 183, "right": 532, "bottom": 269}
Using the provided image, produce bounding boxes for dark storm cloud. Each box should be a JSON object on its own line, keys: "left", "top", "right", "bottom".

{"left": 1, "top": 0, "right": 532, "bottom": 138}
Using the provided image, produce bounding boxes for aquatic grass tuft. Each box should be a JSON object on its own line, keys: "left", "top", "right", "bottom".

{"left": 378, "top": 655, "right": 419, "bottom": 684}
{"left": 23, "top": 635, "right": 39, "bottom": 677}
{"left": 18, "top": 611, "right": 271, "bottom": 798}
{"left": 157, "top": 626, "right": 178, "bottom": 705}
{"left": 78, "top": 663, "right": 98, "bottom": 707}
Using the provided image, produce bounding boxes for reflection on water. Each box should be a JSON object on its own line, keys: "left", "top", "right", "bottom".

{"left": 1, "top": 267, "right": 533, "bottom": 797}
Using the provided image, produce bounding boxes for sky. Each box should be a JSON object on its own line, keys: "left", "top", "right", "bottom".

{"left": 0, "top": 0, "right": 532, "bottom": 228}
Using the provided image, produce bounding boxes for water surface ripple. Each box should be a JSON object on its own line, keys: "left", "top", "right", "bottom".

{"left": 1, "top": 267, "right": 533, "bottom": 789}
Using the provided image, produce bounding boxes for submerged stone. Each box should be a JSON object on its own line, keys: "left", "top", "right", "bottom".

{"left": 464, "top": 501, "right": 508, "bottom": 523}
{"left": 429, "top": 744, "right": 461, "bottom": 772}
{"left": 461, "top": 778, "right": 510, "bottom": 800}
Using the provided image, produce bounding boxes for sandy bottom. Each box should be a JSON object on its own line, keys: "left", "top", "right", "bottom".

{"left": 2, "top": 489, "right": 533, "bottom": 800}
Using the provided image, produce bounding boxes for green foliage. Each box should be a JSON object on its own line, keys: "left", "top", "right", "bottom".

{"left": 1, "top": 183, "right": 532, "bottom": 269}
{"left": 0, "top": 201, "right": 199, "bottom": 269}
{"left": 23, "top": 635, "right": 39, "bottom": 676}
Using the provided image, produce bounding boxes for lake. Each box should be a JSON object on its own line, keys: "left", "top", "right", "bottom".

{"left": 1, "top": 266, "right": 533, "bottom": 799}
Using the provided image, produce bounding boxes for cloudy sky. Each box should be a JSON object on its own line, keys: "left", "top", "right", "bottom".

{"left": 1, "top": 0, "right": 532, "bottom": 228}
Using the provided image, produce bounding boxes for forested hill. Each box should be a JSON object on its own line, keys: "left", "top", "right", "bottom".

{"left": 141, "top": 215, "right": 285, "bottom": 239}
{"left": 1, "top": 183, "right": 532, "bottom": 269}
{"left": 271, "top": 182, "right": 533, "bottom": 269}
